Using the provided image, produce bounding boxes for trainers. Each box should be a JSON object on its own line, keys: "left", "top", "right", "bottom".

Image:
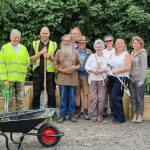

{"left": 92, "top": 117, "right": 97, "bottom": 122}
{"left": 97, "top": 117, "right": 103, "bottom": 122}
{"left": 57, "top": 115, "right": 66, "bottom": 123}
{"left": 69, "top": 114, "right": 77, "bottom": 122}
{"left": 84, "top": 112, "right": 90, "bottom": 120}
{"left": 136, "top": 114, "right": 143, "bottom": 123}
{"left": 131, "top": 113, "right": 137, "bottom": 123}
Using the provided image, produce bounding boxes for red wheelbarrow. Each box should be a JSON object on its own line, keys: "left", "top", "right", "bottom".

{"left": 0, "top": 108, "right": 64, "bottom": 150}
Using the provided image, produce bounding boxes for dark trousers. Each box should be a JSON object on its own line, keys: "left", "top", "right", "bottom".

{"left": 108, "top": 76, "right": 126, "bottom": 123}
{"left": 32, "top": 69, "right": 56, "bottom": 109}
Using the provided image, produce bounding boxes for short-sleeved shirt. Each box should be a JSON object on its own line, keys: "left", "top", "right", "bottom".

{"left": 77, "top": 49, "right": 86, "bottom": 76}
{"left": 29, "top": 40, "right": 49, "bottom": 72}
{"left": 54, "top": 49, "right": 82, "bottom": 86}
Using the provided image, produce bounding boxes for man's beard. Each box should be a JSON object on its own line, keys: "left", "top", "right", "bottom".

{"left": 61, "top": 45, "right": 72, "bottom": 57}
{"left": 61, "top": 44, "right": 73, "bottom": 69}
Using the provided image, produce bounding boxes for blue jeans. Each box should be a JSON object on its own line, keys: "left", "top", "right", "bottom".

{"left": 59, "top": 85, "right": 76, "bottom": 115}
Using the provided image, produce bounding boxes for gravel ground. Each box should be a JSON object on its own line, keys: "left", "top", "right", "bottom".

{"left": 1, "top": 109, "right": 150, "bottom": 150}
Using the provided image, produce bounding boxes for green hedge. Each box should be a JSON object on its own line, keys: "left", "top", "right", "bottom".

{"left": 0, "top": 0, "right": 150, "bottom": 54}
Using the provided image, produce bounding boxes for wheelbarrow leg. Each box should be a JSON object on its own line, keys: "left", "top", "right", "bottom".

{"left": 0, "top": 133, "right": 10, "bottom": 150}
{"left": 17, "top": 134, "right": 25, "bottom": 150}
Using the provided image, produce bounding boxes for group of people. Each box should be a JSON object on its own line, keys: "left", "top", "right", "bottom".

{"left": 0, "top": 26, "right": 148, "bottom": 124}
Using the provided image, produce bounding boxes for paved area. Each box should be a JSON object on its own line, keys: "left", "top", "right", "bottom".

{"left": 1, "top": 113, "right": 150, "bottom": 150}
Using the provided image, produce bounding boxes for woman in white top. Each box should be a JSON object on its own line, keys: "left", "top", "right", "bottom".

{"left": 103, "top": 34, "right": 115, "bottom": 116}
{"left": 107, "top": 39, "right": 131, "bottom": 124}
{"left": 85, "top": 39, "right": 107, "bottom": 122}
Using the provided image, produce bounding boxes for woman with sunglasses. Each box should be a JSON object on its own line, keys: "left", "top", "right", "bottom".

{"left": 103, "top": 35, "right": 115, "bottom": 117}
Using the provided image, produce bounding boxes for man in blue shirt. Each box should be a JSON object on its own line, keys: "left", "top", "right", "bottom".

{"left": 75, "top": 35, "right": 92, "bottom": 120}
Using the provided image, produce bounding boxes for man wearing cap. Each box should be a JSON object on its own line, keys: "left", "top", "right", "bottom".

{"left": 75, "top": 35, "right": 92, "bottom": 120}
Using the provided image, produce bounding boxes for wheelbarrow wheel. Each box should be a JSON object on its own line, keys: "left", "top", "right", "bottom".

{"left": 37, "top": 124, "right": 61, "bottom": 147}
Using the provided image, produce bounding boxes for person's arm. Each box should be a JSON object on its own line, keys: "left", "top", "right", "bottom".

{"left": 54, "top": 65, "right": 72, "bottom": 74}
{"left": 138, "top": 51, "right": 147, "bottom": 87}
{"left": 85, "top": 54, "right": 99, "bottom": 74}
{"left": 0, "top": 47, "right": 9, "bottom": 88}
{"left": 113, "top": 53, "right": 131, "bottom": 75}
{"left": 71, "top": 50, "right": 81, "bottom": 72}
{"left": 30, "top": 45, "right": 47, "bottom": 62}
{"left": 53, "top": 50, "right": 72, "bottom": 74}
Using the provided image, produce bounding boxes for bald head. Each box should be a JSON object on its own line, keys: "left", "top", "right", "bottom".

{"left": 40, "top": 27, "right": 50, "bottom": 43}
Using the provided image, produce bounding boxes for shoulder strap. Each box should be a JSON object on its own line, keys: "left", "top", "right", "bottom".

{"left": 95, "top": 54, "right": 100, "bottom": 69}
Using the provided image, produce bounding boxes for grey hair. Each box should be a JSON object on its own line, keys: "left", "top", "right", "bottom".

{"left": 10, "top": 29, "right": 21, "bottom": 37}
{"left": 61, "top": 34, "right": 74, "bottom": 44}
{"left": 93, "top": 39, "right": 105, "bottom": 50}
{"left": 104, "top": 34, "right": 114, "bottom": 41}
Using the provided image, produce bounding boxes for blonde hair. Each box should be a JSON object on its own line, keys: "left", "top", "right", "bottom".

{"left": 130, "top": 36, "right": 144, "bottom": 48}
{"left": 69, "top": 27, "right": 81, "bottom": 37}
{"left": 114, "top": 39, "right": 128, "bottom": 54}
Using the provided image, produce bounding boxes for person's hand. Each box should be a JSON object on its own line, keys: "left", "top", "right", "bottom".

{"left": 97, "top": 70, "right": 103, "bottom": 74}
{"left": 43, "top": 53, "right": 49, "bottom": 58}
{"left": 62, "top": 68, "right": 72, "bottom": 74}
{"left": 92, "top": 69, "right": 99, "bottom": 75}
{"left": 4, "top": 80, "right": 9, "bottom": 89}
{"left": 97, "top": 69, "right": 107, "bottom": 74}
{"left": 50, "top": 56, "right": 55, "bottom": 61}
{"left": 40, "top": 47, "right": 47, "bottom": 55}
{"left": 138, "top": 81, "right": 143, "bottom": 87}
{"left": 112, "top": 70, "right": 119, "bottom": 75}
{"left": 72, "top": 66, "right": 77, "bottom": 72}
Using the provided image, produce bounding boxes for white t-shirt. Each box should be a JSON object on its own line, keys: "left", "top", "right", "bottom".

{"left": 103, "top": 48, "right": 115, "bottom": 60}
{"left": 9, "top": 43, "right": 21, "bottom": 55}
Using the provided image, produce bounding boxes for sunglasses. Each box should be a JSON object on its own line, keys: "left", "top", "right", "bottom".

{"left": 105, "top": 40, "right": 113, "bottom": 43}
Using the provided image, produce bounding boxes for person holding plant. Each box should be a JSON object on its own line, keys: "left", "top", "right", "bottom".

{"left": 129, "top": 36, "right": 147, "bottom": 123}
{"left": 85, "top": 39, "right": 107, "bottom": 122}
{"left": 54, "top": 34, "right": 81, "bottom": 123}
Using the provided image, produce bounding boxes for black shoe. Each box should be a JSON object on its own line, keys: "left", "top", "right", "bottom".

{"left": 57, "top": 115, "right": 66, "bottom": 123}
{"left": 103, "top": 108, "right": 108, "bottom": 118}
{"left": 74, "top": 110, "right": 81, "bottom": 119}
{"left": 84, "top": 112, "right": 90, "bottom": 120}
{"left": 69, "top": 114, "right": 77, "bottom": 122}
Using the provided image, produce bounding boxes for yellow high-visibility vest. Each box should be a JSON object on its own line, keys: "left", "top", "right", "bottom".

{"left": 32, "top": 40, "right": 57, "bottom": 72}
{"left": 0, "top": 43, "right": 30, "bottom": 81}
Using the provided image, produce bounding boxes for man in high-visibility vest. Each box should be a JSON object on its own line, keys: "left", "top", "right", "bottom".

{"left": 0, "top": 29, "right": 30, "bottom": 112}
{"left": 30, "top": 27, "right": 57, "bottom": 109}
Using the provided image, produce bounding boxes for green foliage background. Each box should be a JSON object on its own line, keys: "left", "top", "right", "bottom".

{"left": 0, "top": 0, "right": 150, "bottom": 58}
